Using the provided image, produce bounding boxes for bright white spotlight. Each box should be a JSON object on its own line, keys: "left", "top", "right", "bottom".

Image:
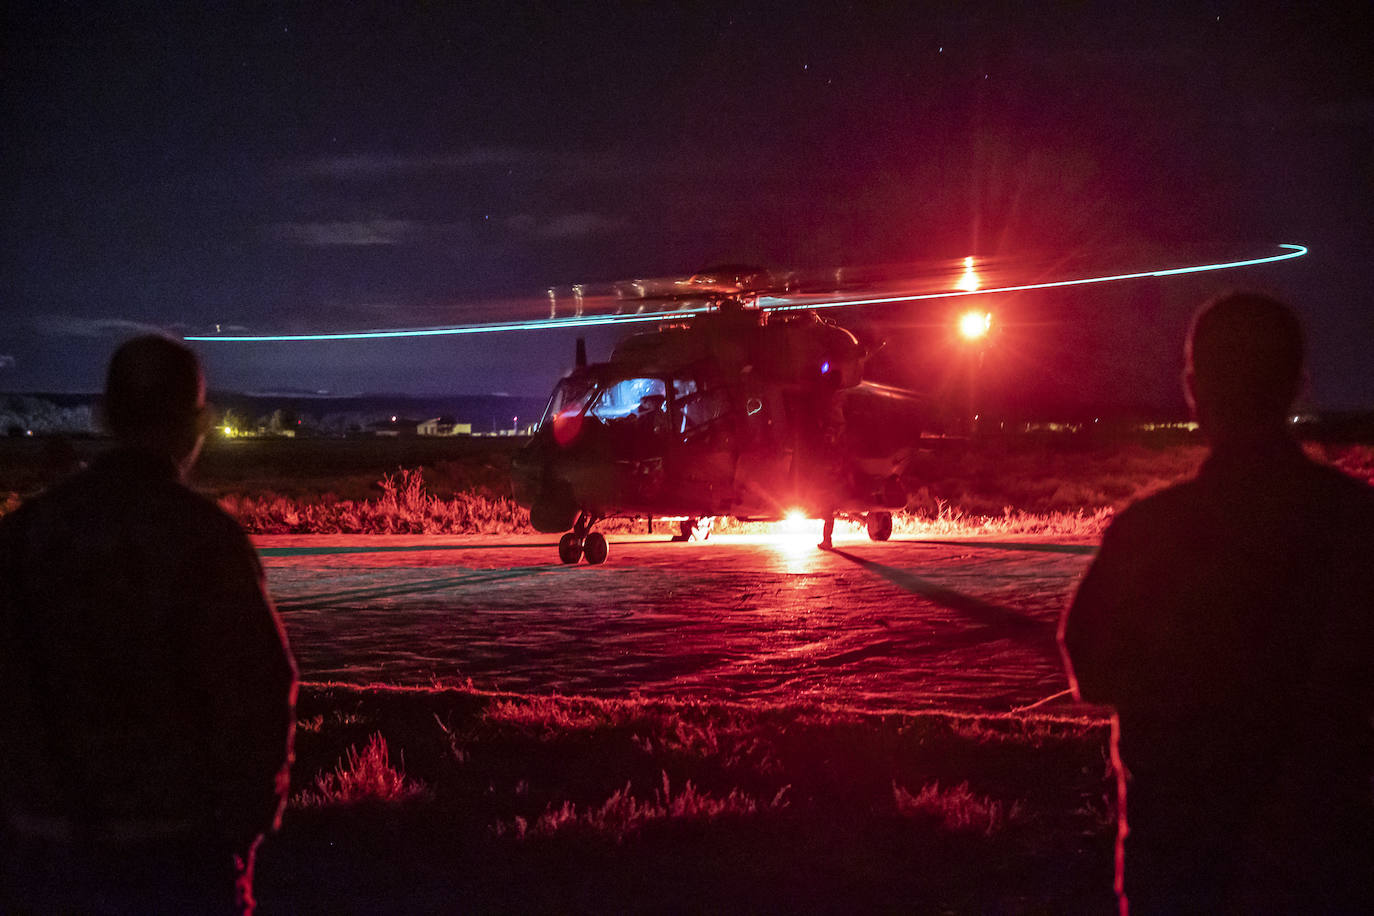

{"left": 775, "top": 509, "right": 822, "bottom": 551}
{"left": 958, "top": 310, "right": 992, "bottom": 340}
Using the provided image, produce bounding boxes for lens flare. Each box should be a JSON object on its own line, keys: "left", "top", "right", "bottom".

{"left": 769, "top": 510, "right": 822, "bottom": 557}
{"left": 956, "top": 255, "right": 980, "bottom": 292}
{"left": 958, "top": 310, "right": 992, "bottom": 340}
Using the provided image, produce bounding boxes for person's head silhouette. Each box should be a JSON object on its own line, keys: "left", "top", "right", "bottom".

{"left": 102, "top": 335, "right": 208, "bottom": 472}
{"left": 1185, "top": 292, "right": 1304, "bottom": 443}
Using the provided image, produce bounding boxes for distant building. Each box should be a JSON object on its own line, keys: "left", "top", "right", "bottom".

{"left": 417, "top": 416, "right": 472, "bottom": 437}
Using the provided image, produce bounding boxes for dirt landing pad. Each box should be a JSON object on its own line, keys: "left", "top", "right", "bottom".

{"left": 258, "top": 532, "right": 1098, "bottom": 713}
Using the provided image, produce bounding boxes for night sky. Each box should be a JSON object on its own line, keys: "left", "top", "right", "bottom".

{"left": 3, "top": 2, "right": 1371, "bottom": 411}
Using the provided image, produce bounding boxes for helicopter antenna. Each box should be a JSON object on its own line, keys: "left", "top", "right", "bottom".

{"left": 575, "top": 337, "right": 587, "bottom": 368}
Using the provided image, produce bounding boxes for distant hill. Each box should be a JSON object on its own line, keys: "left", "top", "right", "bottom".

{"left": 208, "top": 391, "right": 547, "bottom": 434}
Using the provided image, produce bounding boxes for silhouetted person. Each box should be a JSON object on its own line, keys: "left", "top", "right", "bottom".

{"left": 1060, "top": 293, "right": 1374, "bottom": 913}
{"left": 0, "top": 336, "right": 297, "bottom": 914}
{"left": 39, "top": 434, "right": 84, "bottom": 487}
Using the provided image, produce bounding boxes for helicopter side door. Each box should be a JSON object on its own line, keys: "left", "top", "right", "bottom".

{"left": 666, "top": 375, "right": 739, "bottom": 514}
{"left": 731, "top": 378, "right": 794, "bottom": 518}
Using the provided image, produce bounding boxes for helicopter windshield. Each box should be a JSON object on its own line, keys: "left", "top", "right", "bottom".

{"left": 540, "top": 375, "right": 598, "bottom": 426}
{"left": 589, "top": 377, "right": 666, "bottom": 420}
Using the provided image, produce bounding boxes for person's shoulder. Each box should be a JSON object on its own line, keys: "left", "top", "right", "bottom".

{"left": 1104, "top": 477, "right": 1201, "bottom": 539}
{"left": 0, "top": 465, "right": 100, "bottom": 532}
{"left": 162, "top": 479, "right": 254, "bottom": 544}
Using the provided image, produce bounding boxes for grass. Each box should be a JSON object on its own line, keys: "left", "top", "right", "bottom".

{"left": 218, "top": 468, "right": 530, "bottom": 535}
{"left": 892, "top": 780, "right": 1024, "bottom": 836}
{"left": 257, "top": 682, "right": 1117, "bottom": 913}
{"left": 292, "top": 732, "right": 429, "bottom": 808}
{"left": 202, "top": 441, "right": 1374, "bottom": 538}
{"left": 4, "top": 440, "right": 1372, "bottom": 537}
{"left": 496, "top": 771, "right": 790, "bottom": 842}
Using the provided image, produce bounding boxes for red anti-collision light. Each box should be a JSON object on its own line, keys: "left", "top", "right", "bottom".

{"left": 552, "top": 411, "right": 583, "bottom": 447}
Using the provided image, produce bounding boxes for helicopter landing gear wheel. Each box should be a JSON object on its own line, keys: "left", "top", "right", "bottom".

{"left": 582, "top": 532, "right": 609, "bottom": 565}
{"left": 558, "top": 532, "right": 583, "bottom": 564}
{"left": 866, "top": 511, "right": 893, "bottom": 542}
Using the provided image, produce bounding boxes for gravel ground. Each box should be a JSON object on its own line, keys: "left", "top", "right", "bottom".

{"left": 260, "top": 530, "right": 1098, "bottom": 713}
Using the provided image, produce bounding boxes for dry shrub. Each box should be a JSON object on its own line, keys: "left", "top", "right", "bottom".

{"left": 293, "top": 732, "right": 428, "bottom": 808}
{"left": 892, "top": 780, "right": 1022, "bottom": 836}
{"left": 213, "top": 442, "right": 1374, "bottom": 537}
{"left": 945, "top": 714, "right": 1096, "bottom": 746}
{"left": 897, "top": 502, "right": 1113, "bottom": 539}
{"left": 296, "top": 714, "right": 326, "bottom": 734}
{"left": 0, "top": 491, "right": 19, "bottom": 519}
{"left": 482, "top": 695, "right": 622, "bottom": 734}
{"left": 633, "top": 717, "right": 780, "bottom": 775}
{"left": 222, "top": 468, "right": 531, "bottom": 535}
{"left": 498, "top": 771, "right": 789, "bottom": 842}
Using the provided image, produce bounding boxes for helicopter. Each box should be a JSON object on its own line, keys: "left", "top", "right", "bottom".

{"left": 510, "top": 265, "right": 951, "bottom": 565}
{"left": 183, "top": 244, "right": 1309, "bottom": 566}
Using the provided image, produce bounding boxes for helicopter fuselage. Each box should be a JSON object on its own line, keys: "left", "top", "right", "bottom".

{"left": 512, "top": 309, "right": 920, "bottom": 535}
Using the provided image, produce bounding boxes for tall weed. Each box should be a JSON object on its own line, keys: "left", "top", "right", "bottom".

{"left": 222, "top": 468, "right": 530, "bottom": 535}
{"left": 497, "top": 771, "right": 789, "bottom": 842}
{"left": 293, "top": 732, "right": 428, "bottom": 807}
{"left": 892, "top": 780, "right": 1022, "bottom": 836}
{"left": 207, "top": 442, "right": 1374, "bottom": 537}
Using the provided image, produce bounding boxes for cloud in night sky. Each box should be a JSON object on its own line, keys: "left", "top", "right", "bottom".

{"left": 271, "top": 219, "right": 419, "bottom": 247}
{"left": 505, "top": 212, "right": 629, "bottom": 240}
{"left": 293, "top": 148, "right": 535, "bottom": 180}
{"left": 34, "top": 316, "right": 178, "bottom": 339}
{"left": 0, "top": 355, "right": 15, "bottom": 370}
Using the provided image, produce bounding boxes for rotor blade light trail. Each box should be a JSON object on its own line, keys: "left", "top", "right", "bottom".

{"left": 762, "top": 244, "right": 1309, "bottom": 313}
{"left": 184, "top": 244, "right": 1307, "bottom": 342}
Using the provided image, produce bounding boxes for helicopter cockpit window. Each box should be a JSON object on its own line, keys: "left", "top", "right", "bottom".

{"left": 540, "top": 376, "right": 598, "bottom": 426}
{"left": 589, "top": 377, "right": 667, "bottom": 422}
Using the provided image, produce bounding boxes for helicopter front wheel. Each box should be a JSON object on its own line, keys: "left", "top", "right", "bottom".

{"left": 865, "top": 511, "right": 893, "bottom": 542}
{"left": 558, "top": 532, "right": 583, "bottom": 564}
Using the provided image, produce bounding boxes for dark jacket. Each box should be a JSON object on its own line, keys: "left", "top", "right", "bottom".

{"left": 0, "top": 447, "right": 296, "bottom": 852}
{"left": 1061, "top": 438, "right": 1374, "bottom": 912}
